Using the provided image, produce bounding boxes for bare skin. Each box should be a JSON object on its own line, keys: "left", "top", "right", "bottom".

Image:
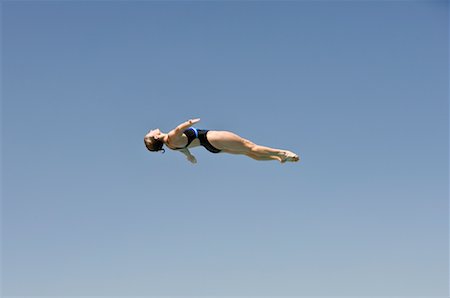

{"left": 145, "top": 118, "right": 300, "bottom": 164}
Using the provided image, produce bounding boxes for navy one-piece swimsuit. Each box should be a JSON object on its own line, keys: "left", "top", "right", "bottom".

{"left": 175, "top": 127, "right": 221, "bottom": 153}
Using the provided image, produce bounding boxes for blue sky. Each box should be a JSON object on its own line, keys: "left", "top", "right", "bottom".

{"left": 1, "top": 1, "right": 449, "bottom": 297}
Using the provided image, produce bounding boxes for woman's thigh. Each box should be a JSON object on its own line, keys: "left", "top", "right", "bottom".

{"left": 206, "top": 131, "right": 254, "bottom": 154}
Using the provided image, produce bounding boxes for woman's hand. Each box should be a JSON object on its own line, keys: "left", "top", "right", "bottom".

{"left": 188, "top": 118, "right": 200, "bottom": 125}
{"left": 187, "top": 154, "right": 197, "bottom": 164}
{"left": 178, "top": 148, "right": 197, "bottom": 164}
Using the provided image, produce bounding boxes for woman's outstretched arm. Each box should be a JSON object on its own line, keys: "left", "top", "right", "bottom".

{"left": 168, "top": 118, "right": 200, "bottom": 140}
{"left": 178, "top": 148, "right": 197, "bottom": 164}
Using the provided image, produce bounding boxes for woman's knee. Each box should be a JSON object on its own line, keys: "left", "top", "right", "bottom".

{"left": 244, "top": 140, "right": 260, "bottom": 154}
{"left": 249, "top": 143, "right": 264, "bottom": 154}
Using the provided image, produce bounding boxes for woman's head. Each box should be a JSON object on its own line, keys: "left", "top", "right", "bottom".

{"left": 144, "top": 129, "right": 165, "bottom": 153}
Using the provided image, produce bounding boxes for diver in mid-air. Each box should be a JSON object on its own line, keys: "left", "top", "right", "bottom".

{"left": 144, "top": 118, "right": 300, "bottom": 164}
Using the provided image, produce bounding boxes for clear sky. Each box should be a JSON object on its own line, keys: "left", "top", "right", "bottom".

{"left": 1, "top": 1, "right": 448, "bottom": 297}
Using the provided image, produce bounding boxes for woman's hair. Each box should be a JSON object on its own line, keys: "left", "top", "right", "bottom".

{"left": 144, "top": 136, "right": 165, "bottom": 153}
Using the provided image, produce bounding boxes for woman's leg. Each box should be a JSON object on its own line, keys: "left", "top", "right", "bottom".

{"left": 246, "top": 152, "right": 282, "bottom": 161}
{"left": 207, "top": 131, "right": 299, "bottom": 163}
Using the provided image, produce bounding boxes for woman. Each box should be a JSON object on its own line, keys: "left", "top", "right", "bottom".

{"left": 144, "top": 118, "right": 300, "bottom": 164}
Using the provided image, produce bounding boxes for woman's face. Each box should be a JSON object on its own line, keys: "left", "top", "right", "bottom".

{"left": 148, "top": 128, "right": 161, "bottom": 138}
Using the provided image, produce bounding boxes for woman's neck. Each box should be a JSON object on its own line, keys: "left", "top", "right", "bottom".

{"left": 161, "top": 133, "right": 169, "bottom": 144}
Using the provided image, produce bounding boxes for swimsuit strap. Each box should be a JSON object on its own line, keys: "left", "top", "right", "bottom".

{"left": 190, "top": 127, "right": 199, "bottom": 138}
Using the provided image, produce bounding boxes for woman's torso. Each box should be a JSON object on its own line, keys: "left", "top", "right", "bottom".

{"left": 168, "top": 128, "right": 221, "bottom": 153}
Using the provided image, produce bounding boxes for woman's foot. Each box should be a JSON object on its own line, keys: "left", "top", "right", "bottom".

{"left": 280, "top": 151, "right": 299, "bottom": 163}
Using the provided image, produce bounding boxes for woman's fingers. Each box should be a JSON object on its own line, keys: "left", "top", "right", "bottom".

{"left": 187, "top": 155, "right": 197, "bottom": 164}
